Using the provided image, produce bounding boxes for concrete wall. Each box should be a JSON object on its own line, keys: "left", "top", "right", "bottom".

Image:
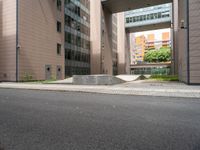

{"left": 189, "top": 0, "right": 200, "bottom": 84}
{"left": 0, "top": 0, "right": 16, "bottom": 81}
{"left": 18, "top": 0, "right": 65, "bottom": 81}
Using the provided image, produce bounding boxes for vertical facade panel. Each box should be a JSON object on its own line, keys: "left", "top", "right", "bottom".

{"left": 189, "top": 0, "right": 200, "bottom": 84}
{"left": 0, "top": 0, "right": 16, "bottom": 81}
{"left": 18, "top": 0, "right": 65, "bottom": 81}
{"left": 177, "top": 0, "right": 188, "bottom": 83}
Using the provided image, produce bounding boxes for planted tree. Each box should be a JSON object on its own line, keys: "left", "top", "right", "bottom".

{"left": 144, "top": 47, "right": 171, "bottom": 63}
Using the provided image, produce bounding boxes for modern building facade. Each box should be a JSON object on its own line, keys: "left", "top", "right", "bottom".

{"left": 64, "top": 0, "right": 90, "bottom": 76}
{"left": 0, "top": 0, "right": 124, "bottom": 81}
{"left": 0, "top": 0, "right": 91, "bottom": 81}
{"left": 0, "top": 0, "right": 65, "bottom": 81}
{"left": 1, "top": 0, "right": 200, "bottom": 84}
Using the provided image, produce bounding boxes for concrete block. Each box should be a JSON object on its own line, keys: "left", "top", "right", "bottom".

{"left": 73, "top": 75, "right": 125, "bottom": 85}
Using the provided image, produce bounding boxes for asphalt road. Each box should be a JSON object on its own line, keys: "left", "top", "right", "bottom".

{"left": 0, "top": 89, "right": 200, "bottom": 150}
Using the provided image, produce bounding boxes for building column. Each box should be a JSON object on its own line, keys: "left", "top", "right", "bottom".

{"left": 90, "top": 0, "right": 114, "bottom": 75}
{"left": 177, "top": 0, "right": 189, "bottom": 83}
{"left": 117, "top": 13, "right": 130, "bottom": 75}
{"left": 172, "top": 0, "right": 179, "bottom": 75}
{"left": 117, "top": 13, "right": 126, "bottom": 74}
{"left": 90, "top": 0, "right": 102, "bottom": 74}
{"left": 102, "top": 8, "right": 113, "bottom": 75}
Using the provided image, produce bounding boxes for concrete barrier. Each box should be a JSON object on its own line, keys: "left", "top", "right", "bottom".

{"left": 73, "top": 75, "right": 125, "bottom": 85}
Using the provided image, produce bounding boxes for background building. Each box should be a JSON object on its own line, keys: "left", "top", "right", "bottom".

{"left": 146, "top": 34, "right": 155, "bottom": 49}
{"left": 134, "top": 35, "right": 146, "bottom": 64}
{"left": 130, "top": 29, "right": 171, "bottom": 65}
{"left": 162, "top": 32, "right": 170, "bottom": 47}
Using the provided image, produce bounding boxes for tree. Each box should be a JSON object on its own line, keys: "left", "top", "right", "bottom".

{"left": 144, "top": 47, "right": 171, "bottom": 63}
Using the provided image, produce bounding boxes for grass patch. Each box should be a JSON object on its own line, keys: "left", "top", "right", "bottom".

{"left": 21, "top": 79, "right": 56, "bottom": 84}
{"left": 149, "top": 75, "right": 179, "bottom": 81}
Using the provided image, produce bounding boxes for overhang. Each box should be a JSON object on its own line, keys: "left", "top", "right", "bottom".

{"left": 101, "top": 0, "right": 173, "bottom": 13}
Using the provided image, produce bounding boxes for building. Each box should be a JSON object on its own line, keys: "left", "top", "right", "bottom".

{"left": 0, "top": 0, "right": 65, "bottom": 81}
{"left": 64, "top": 0, "right": 90, "bottom": 76}
{"left": 1, "top": 0, "right": 200, "bottom": 84}
{"left": 0, "top": 0, "right": 124, "bottom": 81}
{"left": 0, "top": 0, "right": 91, "bottom": 81}
{"left": 162, "top": 32, "right": 170, "bottom": 47}
{"left": 146, "top": 32, "right": 171, "bottom": 50}
{"left": 146, "top": 34, "right": 155, "bottom": 49}
{"left": 134, "top": 35, "right": 146, "bottom": 64}
{"left": 130, "top": 30, "right": 171, "bottom": 65}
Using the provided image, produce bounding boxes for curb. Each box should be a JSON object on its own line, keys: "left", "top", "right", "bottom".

{"left": 0, "top": 83, "right": 200, "bottom": 98}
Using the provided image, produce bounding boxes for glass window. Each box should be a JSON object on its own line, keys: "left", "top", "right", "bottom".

{"left": 57, "top": 21, "right": 61, "bottom": 32}
{"left": 57, "top": 44, "right": 62, "bottom": 55}
{"left": 126, "top": 18, "right": 130, "bottom": 23}
{"left": 57, "top": 0, "right": 62, "bottom": 11}
{"left": 133, "top": 17, "right": 136, "bottom": 22}
{"left": 129, "top": 17, "right": 133, "bottom": 23}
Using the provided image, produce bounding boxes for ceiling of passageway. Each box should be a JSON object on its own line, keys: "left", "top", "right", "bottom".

{"left": 101, "top": 0, "right": 173, "bottom": 13}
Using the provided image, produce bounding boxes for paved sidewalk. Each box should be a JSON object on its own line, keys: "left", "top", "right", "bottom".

{"left": 0, "top": 81, "right": 200, "bottom": 98}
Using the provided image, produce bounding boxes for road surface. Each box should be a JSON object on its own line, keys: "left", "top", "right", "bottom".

{"left": 0, "top": 89, "right": 200, "bottom": 150}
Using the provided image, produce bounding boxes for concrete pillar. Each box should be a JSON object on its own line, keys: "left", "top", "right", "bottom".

{"left": 125, "top": 33, "right": 131, "bottom": 74}
{"left": 177, "top": 0, "right": 189, "bottom": 83}
{"left": 102, "top": 8, "right": 113, "bottom": 75}
{"left": 172, "top": 0, "right": 179, "bottom": 75}
{"left": 90, "top": 0, "right": 102, "bottom": 74}
{"left": 90, "top": 0, "right": 114, "bottom": 75}
{"left": 117, "top": 12, "right": 129, "bottom": 74}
